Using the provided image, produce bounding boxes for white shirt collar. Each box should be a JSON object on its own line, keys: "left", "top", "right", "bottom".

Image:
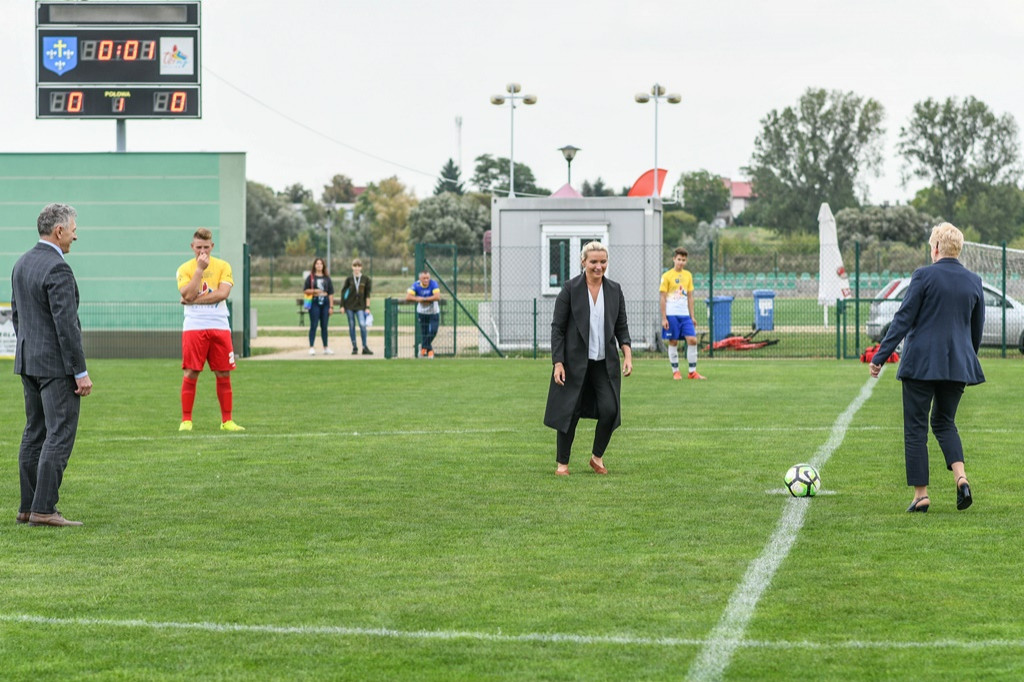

{"left": 39, "top": 239, "right": 65, "bottom": 259}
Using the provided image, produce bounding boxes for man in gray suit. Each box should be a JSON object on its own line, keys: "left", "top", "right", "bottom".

{"left": 11, "top": 203, "right": 93, "bottom": 527}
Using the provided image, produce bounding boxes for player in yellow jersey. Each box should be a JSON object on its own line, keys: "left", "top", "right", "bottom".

{"left": 176, "top": 228, "right": 244, "bottom": 431}
{"left": 659, "top": 247, "right": 706, "bottom": 380}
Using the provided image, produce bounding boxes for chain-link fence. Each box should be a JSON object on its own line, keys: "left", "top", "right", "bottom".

{"left": 71, "top": 300, "right": 241, "bottom": 359}
{"left": 249, "top": 253, "right": 491, "bottom": 295}
{"left": 67, "top": 241, "right": 1022, "bottom": 360}
{"left": 378, "top": 240, "right": 1024, "bottom": 360}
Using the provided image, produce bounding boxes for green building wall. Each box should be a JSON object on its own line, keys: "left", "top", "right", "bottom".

{"left": 0, "top": 152, "right": 246, "bottom": 358}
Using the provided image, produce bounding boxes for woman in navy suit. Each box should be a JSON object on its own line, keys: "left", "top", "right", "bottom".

{"left": 544, "top": 242, "right": 632, "bottom": 476}
{"left": 870, "top": 223, "right": 985, "bottom": 513}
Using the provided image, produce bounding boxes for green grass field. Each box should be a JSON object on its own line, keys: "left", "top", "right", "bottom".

{"left": 2, "top": 357, "right": 1022, "bottom": 679}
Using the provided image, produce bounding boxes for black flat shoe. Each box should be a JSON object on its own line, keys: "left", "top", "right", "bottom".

{"left": 907, "top": 496, "right": 930, "bottom": 513}
{"left": 956, "top": 477, "right": 972, "bottom": 510}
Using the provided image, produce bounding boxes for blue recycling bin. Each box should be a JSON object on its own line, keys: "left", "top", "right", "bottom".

{"left": 753, "top": 289, "right": 776, "bottom": 331}
{"left": 705, "top": 295, "right": 734, "bottom": 342}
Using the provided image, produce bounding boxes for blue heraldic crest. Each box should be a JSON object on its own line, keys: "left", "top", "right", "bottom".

{"left": 43, "top": 37, "right": 78, "bottom": 76}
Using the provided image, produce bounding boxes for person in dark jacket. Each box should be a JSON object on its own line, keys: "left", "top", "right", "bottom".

{"left": 12, "top": 203, "right": 92, "bottom": 527}
{"left": 303, "top": 258, "right": 334, "bottom": 355}
{"left": 544, "top": 242, "right": 632, "bottom": 476}
{"left": 870, "top": 222, "right": 985, "bottom": 513}
{"left": 341, "top": 258, "right": 373, "bottom": 355}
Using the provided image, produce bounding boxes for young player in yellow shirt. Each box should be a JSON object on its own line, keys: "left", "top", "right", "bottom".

{"left": 659, "top": 247, "right": 706, "bottom": 380}
{"left": 176, "top": 228, "right": 244, "bottom": 431}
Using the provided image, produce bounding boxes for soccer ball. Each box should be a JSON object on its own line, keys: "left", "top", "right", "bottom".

{"left": 784, "top": 463, "right": 821, "bottom": 497}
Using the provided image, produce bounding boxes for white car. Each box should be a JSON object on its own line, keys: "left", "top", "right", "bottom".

{"left": 865, "top": 277, "right": 1024, "bottom": 353}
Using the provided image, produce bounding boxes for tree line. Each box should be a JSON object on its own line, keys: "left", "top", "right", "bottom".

{"left": 248, "top": 88, "right": 1024, "bottom": 260}
{"left": 740, "top": 89, "right": 1023, "bottom": 246}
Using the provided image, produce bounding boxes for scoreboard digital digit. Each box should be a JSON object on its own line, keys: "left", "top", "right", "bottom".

{"left": 36, "top": 2, "right": 201, "bottom": 119}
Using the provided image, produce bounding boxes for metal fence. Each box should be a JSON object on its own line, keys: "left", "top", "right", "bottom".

{"left": 62, "top": 300, "right": 234, "bottom": 359}
{"left": 249, "top": 252, "right": 491, "bottom": 294}
{"left": 378, "top": 241, "right": 1024, "bottom": 360}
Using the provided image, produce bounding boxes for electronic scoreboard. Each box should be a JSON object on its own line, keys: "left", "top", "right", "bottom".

{"left": 36, "top": 2, "right": 201, "bottom": 119}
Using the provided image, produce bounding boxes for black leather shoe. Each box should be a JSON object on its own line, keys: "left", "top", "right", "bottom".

{"left": 907, "top": 496, "right": 930, "bottom": 513}
{"left": 956, "top": 477, "right": 972, "bottom": 510}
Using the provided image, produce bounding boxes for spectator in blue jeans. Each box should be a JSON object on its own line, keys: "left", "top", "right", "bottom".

{"left": 304, "top": 258, "right": 334, "bottom": 355}
{"left": 406, "top": 270, "right": 440, "bottom": 358}
{"left": 341, "top": 258, "right": 373, "bottom": 355}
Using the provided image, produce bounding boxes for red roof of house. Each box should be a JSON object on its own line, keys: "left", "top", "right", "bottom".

{"left": 721, "top": 178, "right": 754, "bottom": 199}
{"left": 731, "top": 181, "right": 753, "bottom": 199}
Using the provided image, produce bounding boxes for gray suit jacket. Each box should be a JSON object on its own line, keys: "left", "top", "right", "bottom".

{"left": 11, "top": 241, "right": 87, "bottom": 378}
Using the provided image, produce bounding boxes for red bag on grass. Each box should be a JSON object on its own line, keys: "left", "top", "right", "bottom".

{"left": 860, "top": 343, "right": 898, "bottom": 364}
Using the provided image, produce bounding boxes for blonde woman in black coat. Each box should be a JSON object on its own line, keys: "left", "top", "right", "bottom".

{"left": 543, "top": 242, "right": 632, "bottom": 476}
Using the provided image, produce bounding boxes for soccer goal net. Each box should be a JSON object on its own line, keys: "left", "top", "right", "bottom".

{"left": 960, "top": 241, "right": 1024, "bottom": 296}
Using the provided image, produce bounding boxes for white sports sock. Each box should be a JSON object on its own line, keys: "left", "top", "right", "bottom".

{"left": 688, "top": 343, "right": 698, "bottom": 372}
{"left": 668, "top": 345, "right": 679, "bottom": 370}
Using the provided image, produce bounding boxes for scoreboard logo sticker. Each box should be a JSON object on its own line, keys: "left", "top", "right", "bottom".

{"left": 160, "top": 37, "right": 194, "bottom": 75}
{"left": 42, "top": 37, "right": 78, "bottom": 75}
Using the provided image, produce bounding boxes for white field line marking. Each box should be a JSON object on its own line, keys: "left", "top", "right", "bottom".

{"left": 0, "top": 424, "right": 898, "bottom": 445}
{"left": 2, "top": 614, "right": 1023, "bottom": 651}
{"left": 685, "top": 377, "right": 878, "bottom": 682}
{"left": 4, "top": 423, "right": 1018, "bottom": 449}
{"left": 0, "top": 425, "right": 889, "bottom": 447}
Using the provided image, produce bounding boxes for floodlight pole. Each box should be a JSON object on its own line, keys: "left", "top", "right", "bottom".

{"left": 635, "top": 83, "right": 681, "bottom": 197}
{"left": 509, "top": 97, "right": 515, "bottom": 197}
{"left": 490, "top": 83, "right": 537, "bottom": 198}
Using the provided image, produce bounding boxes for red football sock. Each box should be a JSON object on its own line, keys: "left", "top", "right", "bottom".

{"left": 181, "top": 376, "right": 197, "bottom": 421}
{"left": 216, "top": 376, "right": 233, "bottom": 422}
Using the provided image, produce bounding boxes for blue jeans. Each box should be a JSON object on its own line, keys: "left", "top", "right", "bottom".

{"left": 346, "top": 309, "right": 368, "bottom": 349}
{"left": 308, "top": 302, "right": 330, "bottom": 347}
{"left": 418, "top": 313, "right": 439, "bottom": 352}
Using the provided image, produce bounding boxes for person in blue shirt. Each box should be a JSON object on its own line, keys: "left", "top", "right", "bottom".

{"left": 406, "top": 270, "right": 440, "bottom": 358}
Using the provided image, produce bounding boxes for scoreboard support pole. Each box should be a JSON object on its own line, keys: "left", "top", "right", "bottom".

{"left": 116, "top": 119, "right": 126, "bottom": 152}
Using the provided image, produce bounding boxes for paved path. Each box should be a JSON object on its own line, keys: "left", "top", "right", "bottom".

{"left": 249, "top": 331, "right": 385, "bottom": 360}
{"left": 250, "top": 325, "right": 480, "bottom": 360}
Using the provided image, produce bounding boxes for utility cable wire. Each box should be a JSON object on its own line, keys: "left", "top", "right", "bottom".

{"left": 203, "top": 65, "right": 438, "bottom": 180}
{"left": 203, "top": 65, "right": 543, "bottom": 199}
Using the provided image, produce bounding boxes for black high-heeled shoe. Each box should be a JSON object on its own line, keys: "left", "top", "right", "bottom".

{"left": 907, "top": 496, "right": 930, "bottom": 513}
{"left": 956, "top": 477, "right": 972, "bottom": 510}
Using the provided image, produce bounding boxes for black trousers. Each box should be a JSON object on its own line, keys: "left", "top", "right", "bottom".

{"left": 557, "top": 360, "right": 618, "bottom": 464}
{"left": 901, "top": 378, "right": 966, "bottom": 486}
{"left": 19, "top": 375, "right": 81, "bottom": 514}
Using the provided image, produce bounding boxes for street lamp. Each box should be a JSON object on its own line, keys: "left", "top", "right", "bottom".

{"left": 558, "top": 145, "right": 581, "bottom": 186}
{"left": 490, "top": 82, "right": 537, "bottom": 198}
{"left": 322, "top": 206, "right": 335, "bottom": 275}
{"left": 634, "top": 83, "right": 681, "bottom": 197}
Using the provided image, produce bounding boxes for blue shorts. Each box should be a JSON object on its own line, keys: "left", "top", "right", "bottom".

{"left": 662, "top": 315, "right": 696, "bottom": 341}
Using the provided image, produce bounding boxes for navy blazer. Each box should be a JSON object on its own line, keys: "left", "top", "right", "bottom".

{"left": 873, "top": 257, "right": 985, "bottom": 386}
{"left": 11, "top": 241, "right": 87, "bottom": 378}
{"left": 544, "top": 274, "right": 631, "bottom": 432}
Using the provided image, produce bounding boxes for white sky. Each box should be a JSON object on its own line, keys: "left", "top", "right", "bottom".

{"left": 5, "top": 0, "right": 1024, "bottom": 203}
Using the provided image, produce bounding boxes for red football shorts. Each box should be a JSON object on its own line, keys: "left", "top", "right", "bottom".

{"left": 182, "top": 329, "right": 236, "bottom": 371}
